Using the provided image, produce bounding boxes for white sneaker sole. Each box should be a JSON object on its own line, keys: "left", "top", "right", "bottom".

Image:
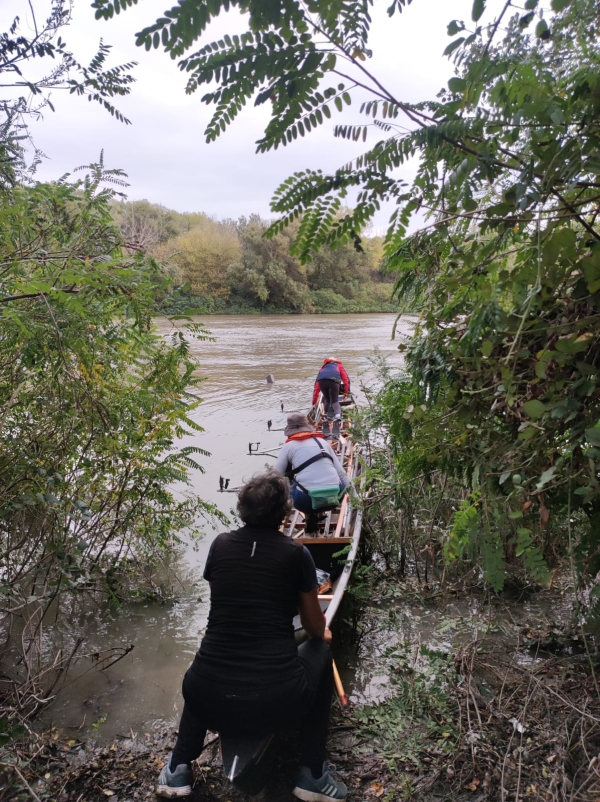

{"left": 155, "top": 783, "right": 192, "bottom": 798}
{"left": 292, "top": 786, "right": 346, "bottom": 802}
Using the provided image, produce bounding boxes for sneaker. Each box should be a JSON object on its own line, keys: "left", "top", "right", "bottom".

{"left": 156, "top": 755, "right": 193, "bottom": 798}
{"left": 293, "top": 765, "right": 348, "bottom": 801}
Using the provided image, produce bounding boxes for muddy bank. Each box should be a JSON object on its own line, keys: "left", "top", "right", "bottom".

{"left": 1, "top": 708, "right": 388, "bottom": 802}
{"left": 4, "top": 579, "right": 600, "bottom": 802}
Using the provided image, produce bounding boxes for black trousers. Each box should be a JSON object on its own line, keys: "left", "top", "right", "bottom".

{"left": 318, "top": 379, "right": 341, "bottom": 420}
{"left": 170, "top": 639, "right": 333, "bottom": 776}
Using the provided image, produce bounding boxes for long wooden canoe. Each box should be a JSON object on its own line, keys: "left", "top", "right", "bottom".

{"left": 220, "top": 394, "right": 362, "bottom": 794}
{"left": 289, "top": 395, "right": 363, "bottom": 636}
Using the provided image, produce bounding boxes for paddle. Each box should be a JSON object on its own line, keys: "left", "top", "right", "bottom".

{"left": 332, "top": 659, "right": 348, "bottom": 707}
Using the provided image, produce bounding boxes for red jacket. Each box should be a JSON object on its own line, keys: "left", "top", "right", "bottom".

{"left": 312, "top": 360, "right": 350, "bottom": 404}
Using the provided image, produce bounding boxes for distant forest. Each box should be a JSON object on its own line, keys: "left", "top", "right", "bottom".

{"left": 112, "top": 200, "right": 395, "bottom": 314}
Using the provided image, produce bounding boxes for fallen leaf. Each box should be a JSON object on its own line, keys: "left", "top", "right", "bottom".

{"left": 370, "top": 781, "right": 385, "bottom": 797}
{"left": 465, "top": 778, "right": 481, "bottom": 791}
{"left": 101, "top": 791, "right": 115, "bottom": 797}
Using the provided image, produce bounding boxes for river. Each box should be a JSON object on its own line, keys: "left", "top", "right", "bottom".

{"left": 43, "top": 313, "right": 406, "bottom": 741}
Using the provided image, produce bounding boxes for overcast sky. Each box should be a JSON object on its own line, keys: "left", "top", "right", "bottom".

{"left": 4, "top": 0, "right": 473, "bottom": 224}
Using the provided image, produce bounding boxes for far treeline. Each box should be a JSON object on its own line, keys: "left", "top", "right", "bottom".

{"left": 113, "top": 201, "right": 394, "bottom": 314}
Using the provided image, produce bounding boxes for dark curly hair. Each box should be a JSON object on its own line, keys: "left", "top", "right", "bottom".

{"left": 237, "top": 470, "right": 292, "bottom": 528}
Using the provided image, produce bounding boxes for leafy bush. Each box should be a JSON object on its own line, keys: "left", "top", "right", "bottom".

{"left": 0, "top": 160, "right": 219, "bottom": 721}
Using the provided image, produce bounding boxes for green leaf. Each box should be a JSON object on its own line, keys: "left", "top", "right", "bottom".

{"left": 536, "top": 466, "right": 557, "bottom": 489}
{"left": 586, "top": 426, "right": 600, "bottom": 446}
{"left": 523, "top": 400, "right": 546, "bottom": 419}
{"left": 471, "top": 0, "right": 485, "bottom": 22}
{"left": 444, "top": 37, "right": 465, "bottom": 56}
{"left": 535, "top": 19, "right": 549, "bottom": 38}
{"left": 517, "top": 527, "right": 532, "bottom": 536}
{"left": 481, "top": 340, "right": 493, "bottom": 357}
{"left": 519, "top": 12, "right": 535, "bottom": 28}
{"left": 555, "top": 336, "right": 589, "bottom": 354}
{"left": 551, "top": 0, "right": 571, "bottom": 9}
{"left": 447, "top": 20, "right": 464, "bottom": 36}
{"left": 448, "top": 77, "right": 467, "bottom": 93}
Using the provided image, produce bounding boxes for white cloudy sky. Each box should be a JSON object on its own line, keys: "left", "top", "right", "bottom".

{"left": 4, "top": 0, "right": 474, "bottom": 222}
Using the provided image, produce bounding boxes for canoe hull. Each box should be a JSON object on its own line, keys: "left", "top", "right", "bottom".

{"left": 220, "top": 733, "right": 276, "bottom": 795}
{"left": 219, "top": 395, "right": 362, "bottom": 794}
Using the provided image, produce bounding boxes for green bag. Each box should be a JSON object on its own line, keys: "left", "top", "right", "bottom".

{"left": 307, "top": 485, "right": 343, "bottom": 510}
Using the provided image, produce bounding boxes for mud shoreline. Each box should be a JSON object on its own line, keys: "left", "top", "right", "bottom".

{"left": 5, "top": 579, "right": 600, "bottom": 802}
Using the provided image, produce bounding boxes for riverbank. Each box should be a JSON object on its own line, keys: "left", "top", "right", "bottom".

{"left": 158, "top": 283, "right": 397, "bottom": 317}
{"left": 162, "top": 306, "right": 397, "bottom": 316}
{"left": 5, "top": 575, "right": 599, "bottom": 802}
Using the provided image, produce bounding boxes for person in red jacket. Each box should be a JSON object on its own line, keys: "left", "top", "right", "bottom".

{"left": 311, "top": 358, "right": 351, "bottom": 425}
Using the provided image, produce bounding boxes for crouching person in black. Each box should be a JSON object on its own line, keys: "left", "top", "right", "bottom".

{"left": 156, "top": 470, "right": 348, "bottom": 801}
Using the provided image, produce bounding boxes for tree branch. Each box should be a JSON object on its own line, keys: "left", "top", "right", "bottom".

{"left": 0, "top": 288, "right": 81, "bottom": 304}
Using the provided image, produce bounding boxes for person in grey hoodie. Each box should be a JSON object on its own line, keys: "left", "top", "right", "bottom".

{"left": 274, "top": 413, "right": 350, "bottom": 533}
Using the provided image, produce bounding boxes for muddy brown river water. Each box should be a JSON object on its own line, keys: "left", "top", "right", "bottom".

{"left": 42, "top": 313, "right": 408, "bottom": 741}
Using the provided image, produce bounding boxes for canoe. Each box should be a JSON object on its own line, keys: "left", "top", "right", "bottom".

{"left": 288, "top": 396, "right": 363, "bottom": 636}
{"left": 220, "top": 394, "right": 362, "bottom": 794}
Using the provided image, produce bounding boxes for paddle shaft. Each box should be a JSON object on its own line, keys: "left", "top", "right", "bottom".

{"left": 332, "top": 659, "right": 348, "bottom": 707}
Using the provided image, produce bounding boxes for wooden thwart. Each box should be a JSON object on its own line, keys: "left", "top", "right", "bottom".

{"left": 296, "top": 536, "right": 352, "bottom": 545}
{"left": 333, "top": 496, "right": 349, "bottom": 539}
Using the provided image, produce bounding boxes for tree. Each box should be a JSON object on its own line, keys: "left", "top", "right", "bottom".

{"left": 0, "top": 157, "right": 219, "bottom": 725}
{"left": 306, "top": 219, "right": 377, "bottom": 298}
{"left": 112, "top": 200, "right": 226, "bottom": 251}
{"left": 1, "top": 0, "right": 135, "bottom": 183}
{"left": 0, "top": 3, "right": 219, "bottom": 767}
{"left": 228, "top": 214, "right": 309, "bottom": 309}
{"left": 99, "top": 0, "right": 600, "bottom": 589}
{"left": 155, "top": 216, "right": 241, "bottom": 300}
{"left": 113, "top": 199, "right": 184, "bottom": 251}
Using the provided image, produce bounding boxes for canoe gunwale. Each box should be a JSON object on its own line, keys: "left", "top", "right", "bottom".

{"left": 292, "top": 394, "right": 363, "bottom": 637}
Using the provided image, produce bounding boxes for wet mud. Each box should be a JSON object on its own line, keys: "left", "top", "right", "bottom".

{"left": 6, "top": 577, "right": 600, "bottom": 802}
